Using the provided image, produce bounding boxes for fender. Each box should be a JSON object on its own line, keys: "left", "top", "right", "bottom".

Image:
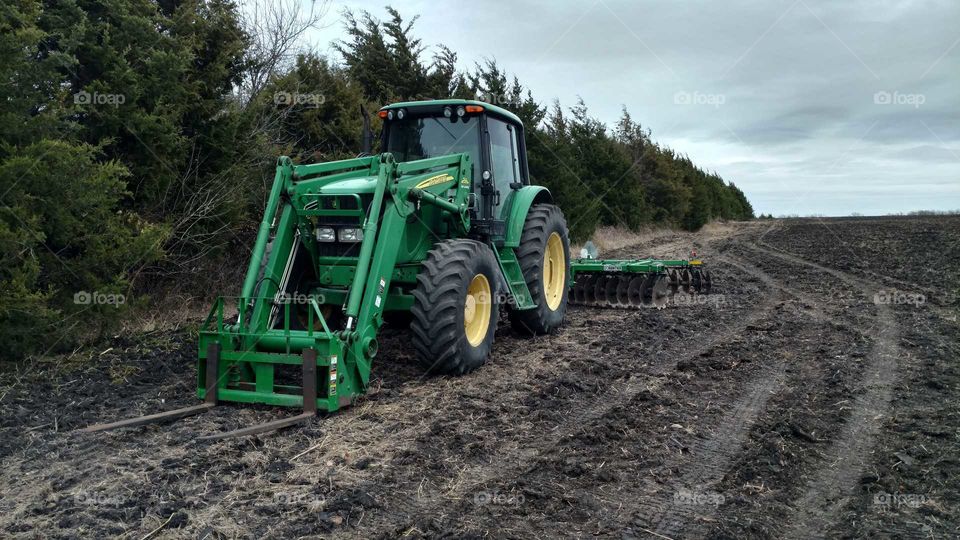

{"left": 502, "top": 185, "right": 553, "bottom": 247}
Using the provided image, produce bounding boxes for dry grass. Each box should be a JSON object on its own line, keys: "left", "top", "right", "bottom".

{"left": 572, "top": 225, "right": 672, "bottom": 257}
{"left": 122, "top": 251, "right": 247, "bottom": 334}
{"left": 121, "top": 293, "right": 212, "bottom": 335}
{"left": 572, "top": 220, "right": 745, "bottom": 259}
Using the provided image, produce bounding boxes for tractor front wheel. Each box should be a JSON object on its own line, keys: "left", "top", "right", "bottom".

{"left": 509, "top": 204, "right": 570, "bottom": 335}
{"left": 410, "top": 239, "right": 500, "bottom": 375}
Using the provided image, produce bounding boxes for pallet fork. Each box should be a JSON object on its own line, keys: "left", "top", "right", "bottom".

{"left": 80, "top": 344, "right": 319, "bottom": 440}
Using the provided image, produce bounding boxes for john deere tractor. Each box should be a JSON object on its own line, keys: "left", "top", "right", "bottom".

{"left": 85, "top": 99, "right": 571, "bottom": 438}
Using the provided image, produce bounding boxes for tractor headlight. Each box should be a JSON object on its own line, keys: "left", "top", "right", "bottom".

{"left": 456, "top": 106, "right": 465, "bottom": 118}
{"left": 443, "top": 106, "right": 452, "bottom": 118}
{"left": 315, "top": 227, "right": 336, "bottom": 242}
{"left": 338, "top": 228, "right": 364, "bottom": 242}
{"left": 396, "top": 108, "right": 406, "bottom": 120}
{"left": 387, "top": 110, "right": 394, "bottom": 121}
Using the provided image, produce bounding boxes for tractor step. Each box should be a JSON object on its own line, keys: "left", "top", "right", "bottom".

{"left": 494, "top": 246, "right": 535, "bottom": 309}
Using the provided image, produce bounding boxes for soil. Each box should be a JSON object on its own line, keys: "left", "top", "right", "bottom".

{"left": 1, "top": 216, "right": 957, "bottom": 539}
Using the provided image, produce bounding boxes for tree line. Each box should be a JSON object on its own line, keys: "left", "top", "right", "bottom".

{"left": 0, "top": 1, "right": 753, "bottom": 360}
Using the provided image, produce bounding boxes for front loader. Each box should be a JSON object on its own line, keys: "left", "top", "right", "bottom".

{"left": 84, "top": 100, "right": 572, "bottom": 438}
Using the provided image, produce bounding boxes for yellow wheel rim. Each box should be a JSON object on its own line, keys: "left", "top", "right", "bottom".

{"left": 543, "top": 232, "right": 565, "bottom": 310}
{"left": 464, "top": 273, "right": 492, "bottom": 347}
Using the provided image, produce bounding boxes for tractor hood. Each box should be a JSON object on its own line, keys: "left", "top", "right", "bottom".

{"left": 308, "top": 167, "right": 466, "bottom": 196}
{"left": 314, "top": 175, "right": 379, "bottom": 195}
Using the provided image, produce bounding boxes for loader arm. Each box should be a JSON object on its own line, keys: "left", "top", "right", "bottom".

{"left": 340, "top": 152, "right": 473, "bottom": 388}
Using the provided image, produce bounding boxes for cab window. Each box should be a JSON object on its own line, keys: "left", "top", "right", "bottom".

{"left": 385, "top": 115, "right": 480, "bottom": 178}
{"left": 487, "top": 117, "right": 521, "bottom": 212}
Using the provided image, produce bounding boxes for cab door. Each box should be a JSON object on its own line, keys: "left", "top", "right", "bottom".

{"left": 486, "top": 116, "right": 523, "bottom": 219}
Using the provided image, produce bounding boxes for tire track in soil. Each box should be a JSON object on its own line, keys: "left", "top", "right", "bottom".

{"left": 379, "top": 235, "right": 784, "bottom": 534}
{"left": 629, "top": 229, "right": 888, "bottom": 539}
{"left": 719, "top": 254, "right": 867, "bottom": 334}
{"left": 0, "top": 220, "right": 940, "bottom": 540}
{"left": 743, "top": 242, "right": 901, "bottom": 539}
{"left": 531, "top": 233, "right": 816, "bottom": 538}
{"left": 644, "top": 350, "right": 787, "bottom": 539}
{"left": 629, "top": 252, "right": 792, "bottom": 539}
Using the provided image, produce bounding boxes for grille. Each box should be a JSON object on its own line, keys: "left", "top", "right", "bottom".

{"left": 317, "top": 241, "right": 361, "bottom": 258}
{"left": 315, "top": 215, "right": 363, "bottom": 258}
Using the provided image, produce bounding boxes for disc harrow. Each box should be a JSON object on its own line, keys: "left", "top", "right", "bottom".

{"left": 568, "top": 257, "right": 712, "bottom": 309}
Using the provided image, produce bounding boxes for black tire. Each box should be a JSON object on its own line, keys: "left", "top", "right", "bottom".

{"left": 508, "top": 204, "right": 570, "bottom": 335}
{"left": 410, "top": 239, "right": 500, "bottom": 375}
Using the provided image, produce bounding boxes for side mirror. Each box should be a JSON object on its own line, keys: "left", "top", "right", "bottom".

{"left": 359, "top": 105, "right": 373, "bottom": 156}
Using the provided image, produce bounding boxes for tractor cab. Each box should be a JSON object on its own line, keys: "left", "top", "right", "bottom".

{"left": 378, "top": 100, "right": 529, "bottom": 237}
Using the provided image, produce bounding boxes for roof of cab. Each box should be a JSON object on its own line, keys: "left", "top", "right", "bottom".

{"left": 380, "top": 99, "right": 523, "bottom": 127}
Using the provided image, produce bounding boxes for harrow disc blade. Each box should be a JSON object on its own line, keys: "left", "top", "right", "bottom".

{"left": 651, "top": 274, "right": 670, "bottom": 308}
{"left": 667, "top": 269, "right": 679, "bottom": 295}
{"left": 680, "top": 269, "right": 693, "bottom": 294}
{"left": 639, "top": 274, "right": 655, "bottom": 307}
{"left": 691, "top": 268, "right": 703, "bottom": 293}
{"left": 627, "top": 275, "right": 646, "bottom": 307}
{"left": 615, "top": 275, "right": 632, "bottom": 307}
{"left": 591, "top": 275, "right": 611, "bottom": 306}
{"left": 702, "top": 270, "right": 712, "bottom": 294}
{"left": 577, "top": 274, "right": 596, "bottom": 304}
{"left": 603, "top": 275, "right": 621, "bottom": 307}
{"left": 571, "top": 275, "right": 587, "bottom": 304}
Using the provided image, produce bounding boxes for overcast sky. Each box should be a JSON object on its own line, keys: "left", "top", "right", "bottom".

{"left": 306, "top": 0, "right": 959, "bottom": 216}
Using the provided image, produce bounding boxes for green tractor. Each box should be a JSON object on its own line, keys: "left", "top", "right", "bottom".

{"left": 85, "top": 99, "right": 571, "bottom": 438}
{"left": 84, "top": 99, "right": 713, "bottom": 439}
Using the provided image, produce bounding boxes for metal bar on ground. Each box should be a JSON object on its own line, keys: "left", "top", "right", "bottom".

{"left": 80, "top": 403, "right": 215, "bottom": 433}
{"left": 80, "top": 343, "right": 222, "bottom": 433}
{"left": 195, "top": 411, "right": 315, "bottom": 442}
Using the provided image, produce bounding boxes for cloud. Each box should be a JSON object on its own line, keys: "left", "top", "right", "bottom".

{"left": 311, "top": 0, "right": 960, "bottom": 215}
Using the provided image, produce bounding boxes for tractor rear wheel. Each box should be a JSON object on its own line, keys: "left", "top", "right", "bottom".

{"left": 410, "top": 239, "right": 500, "bottom": 375}
{"left": 509, "top": 204, "right": 570, "bottom": 335}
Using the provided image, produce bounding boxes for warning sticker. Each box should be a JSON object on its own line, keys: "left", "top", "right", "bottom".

{"left": 374, "top": 295, "right": 381, "bottom": 308}
{"left": 329, "top": 355, "right": 338, "bottom": 395}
